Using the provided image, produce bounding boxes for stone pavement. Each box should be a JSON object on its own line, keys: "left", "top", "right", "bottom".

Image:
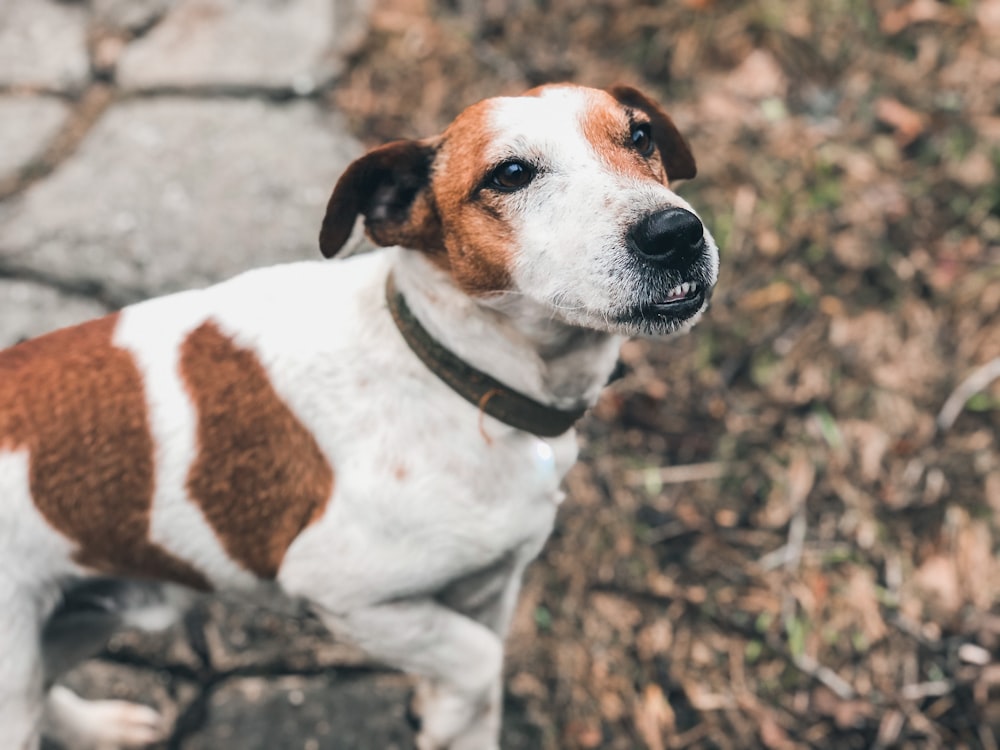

{"left": 1, "top": 1, "right": 542, "bottom": 747}
{"left": 0, "top": 0, "right": 368, "bottom": 345}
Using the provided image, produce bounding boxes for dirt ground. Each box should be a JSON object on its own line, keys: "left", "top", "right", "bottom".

{"left": 330, "top": 1, "right": 1000, "bottom": 748}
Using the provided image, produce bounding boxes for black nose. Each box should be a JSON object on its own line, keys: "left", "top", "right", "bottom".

{"left": 628, "top": 208, "right": 705, "bottom": 270}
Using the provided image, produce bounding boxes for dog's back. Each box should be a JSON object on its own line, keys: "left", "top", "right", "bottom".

{"left": 0, "top": 257, "right": 378, "bottom": 594}
{"left": 0, "top": 312, "right": 216, "bottom": 589}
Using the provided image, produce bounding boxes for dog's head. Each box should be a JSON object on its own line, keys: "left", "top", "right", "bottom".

{"left": 320, "top": 84, "right": 719, "bottom": 337}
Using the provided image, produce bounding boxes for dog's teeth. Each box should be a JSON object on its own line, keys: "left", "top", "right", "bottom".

{"left": 690, "top": 282, "right": 699, "bottom": 291}
{"left": 681, "top": 282, "right": 690, "bottom": 295}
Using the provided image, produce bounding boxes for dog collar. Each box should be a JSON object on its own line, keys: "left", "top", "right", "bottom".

{"left": 385, "top": 273, "right": 587, "bottom": 437}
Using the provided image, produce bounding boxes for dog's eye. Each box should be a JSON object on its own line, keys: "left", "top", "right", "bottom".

{"left": 631, "top": 123, "right": 654, "bottom": 156}
{"left": 489, "top": 160, "right": 535, "bottom": 191}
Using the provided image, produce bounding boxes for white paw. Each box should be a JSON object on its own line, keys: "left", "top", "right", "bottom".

{"left": 76, "top": 699, "right": 164, "bottom": 749}
{"left": 45, "top": 686, "right": 165, "bottom": 750}
{"left": 415, "top": 686, "right": 499, "bottom": 750}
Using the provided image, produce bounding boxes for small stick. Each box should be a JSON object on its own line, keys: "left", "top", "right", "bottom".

{"left": 937, "top": 357, "right": 1000, "bottom": 432}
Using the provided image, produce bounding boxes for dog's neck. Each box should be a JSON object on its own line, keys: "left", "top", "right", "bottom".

{"left": 392, "top": 250, "right": 623, "bottom": 412}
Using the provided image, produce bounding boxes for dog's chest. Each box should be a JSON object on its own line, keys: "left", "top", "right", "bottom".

{"left": 277, "top": 404, "right": 579, "bottom": 606}
{"left": 345, "top": 406, "right": 578, "bottom": 540}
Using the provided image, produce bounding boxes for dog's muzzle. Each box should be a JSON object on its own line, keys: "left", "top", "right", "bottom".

{"left": 618, "top": 206, "right": 714, "bottom": 333}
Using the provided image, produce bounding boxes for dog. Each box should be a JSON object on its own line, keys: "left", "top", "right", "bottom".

{"left": 0, "top": 83, "right": 719, "bottom": 750}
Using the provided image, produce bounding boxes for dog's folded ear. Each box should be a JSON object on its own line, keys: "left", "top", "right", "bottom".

{"left": 319, "top": 139, "right": 443, "bottom": 258}
{"left": 608, "top": 85, "right": 697, "bottom": 182}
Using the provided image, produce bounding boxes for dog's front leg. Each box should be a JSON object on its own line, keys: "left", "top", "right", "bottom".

{"left": 426, "top": 553, "right": 533, "bottom": 749}
{"left": 315, "top": 599, "right": 503, "bottom": 750}
{"left": 0, "top": 584, "right": 45, "bottom": 750}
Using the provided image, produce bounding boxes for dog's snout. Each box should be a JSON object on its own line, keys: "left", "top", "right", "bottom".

{"left": 629, "top": 208, "right": 705, "bottom": 269}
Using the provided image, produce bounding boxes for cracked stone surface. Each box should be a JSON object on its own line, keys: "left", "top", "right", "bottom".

{"left": 0, "top": 96, "right": 70, "bottom": 181}
{"left": 0, "top": 98, "right": 358, "bottom": 296}
{"left": 117, "top": 0, "right": 368, "bottom": 92}
{"left": 92, "top": 0, "right": 175, "bottom": 35}
{"left": 0, "top": 0, "right": 90, "bottom": 90}
{"left": 182, "top": 673, "right": 417, "bottom": 750}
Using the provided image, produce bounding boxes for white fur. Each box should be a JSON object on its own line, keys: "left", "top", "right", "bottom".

{"left": 0, "top": 452, "right": 79, "bottom": 750}
{"left": 1, "top": 85, "right": 719, "bottom": 750}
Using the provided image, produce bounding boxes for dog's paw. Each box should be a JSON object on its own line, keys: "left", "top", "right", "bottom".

{"left": 413, "top": 686, "right": 500, "bottom": 750}
{"left": 45, "top": 686, "right": 165, "bottom": 750}
{"left": 75, "top": 700, "right": 164, "bottom": 749}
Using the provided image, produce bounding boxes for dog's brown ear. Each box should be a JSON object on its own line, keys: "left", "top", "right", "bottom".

{"left": 319, "top": 139, "right": 443, "bottom": 258}
{"left": 608, "top": 85, "right": 697, "bottom": 181}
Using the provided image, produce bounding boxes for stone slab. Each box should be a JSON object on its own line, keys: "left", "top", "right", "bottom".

{"left": 0, "top": 0, "right": 90, "bottom": 90}
{"left": 181, "top": 673, "right": 417, "bottom": 750}
{"left": 0, "top": 98, "right": 361, "bottom": 296}
{"left": 0, "top": 96, "right": 69, "bottom": 181}
{"left": 92, "top": 0, "right": 175, "bottom": 35}
{"left": 180, "top": 670, "right": 544, "bottom": 750}
{"left": 117, "top": 0, "right": 366, "bottom": 92}
{"left": 196, "top": 595, "right": 371, "bottom": 673}
{"left": 0, "top": 280, "right": 107, "bottom": 348}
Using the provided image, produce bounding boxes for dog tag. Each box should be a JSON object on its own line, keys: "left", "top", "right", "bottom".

{"left": 530, "top": 437, "right": 559, "bottom": 497}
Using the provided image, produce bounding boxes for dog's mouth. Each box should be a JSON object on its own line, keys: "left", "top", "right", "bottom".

{"left": 651, "top": 280, "right": 704, "bottom": 310}
{"left": 625, "top": 280, "right": 707, "bottom": 326}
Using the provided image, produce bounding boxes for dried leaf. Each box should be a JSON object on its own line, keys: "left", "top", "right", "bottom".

{"left": 875, "top": 97, "right": 927, "bottom": 146}
{"left": 758, "top": 711, "right": 795, "bottom": 749}
{"left": 726, "top": 50, "right": 788, "bottom": 100}
{"left": 787, "top": 451, "right": 816, "bottom": 510}
{"left": 739, "top": 281, "right": 795, "bottom": 311}
{"left": 634, "top": 684, "right": 674, "bottom": 750}
{"left": 913, "top": 554, "right": 962, "bottom": 617}
{"left": 880, "top": 0, "right": 944, "bottom": 34}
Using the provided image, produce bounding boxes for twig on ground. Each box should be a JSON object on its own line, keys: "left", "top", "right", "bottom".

{"left": 625, "top": 462, "right": 734, "bottom": 487}
{"left": 936, "top": 356, "right": 1000, "bottom": 432}
{"left": 899, "top": 680, "right": 953, "bottom": 701}
{"left": 793, "top": 653, "right": 856, "bottom": 700}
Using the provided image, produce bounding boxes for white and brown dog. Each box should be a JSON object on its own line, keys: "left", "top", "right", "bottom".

{"left": 0, "top": 84, "right": 718, "bottom": 750}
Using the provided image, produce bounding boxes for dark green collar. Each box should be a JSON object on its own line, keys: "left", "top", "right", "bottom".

{"left": 385, "top": 273, "right": 587, "bottom": 437}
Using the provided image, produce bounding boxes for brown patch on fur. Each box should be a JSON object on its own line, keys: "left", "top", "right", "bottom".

{"left": 0, "top": 315, "right": 210, "bottom": 589}
{"left": 181, "top": 321, "right": 333, "bottom": 579}
{"left": 393, "top": 464, "right": 408, "bottom": 481}
{"left": 579, "top": 90, "right": 666, "bottom": 182}
{"left": 319, "top": 99, "right": 520, "bottom": 293}
{"left": 432, "top": 99, "right": 514, "bottom": 294}
{"left": 607, "top": 85, "right": 697, "bottom": 181}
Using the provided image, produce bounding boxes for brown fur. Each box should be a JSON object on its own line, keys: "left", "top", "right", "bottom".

{"left": 579, "top": 90, "right": 668, "bottom": 183}
{"left": 432, "top": 99, "right": 514, "bottom": 294}
{"left": 0, "top": 315, "right": 210, "bottom": 589}
{"left": 181, "top": 321, "right": 334, "bottom": 579}
{"left": 317, "top": 100, "right": 515, "bottom": 295}
{"left": 607, "top": 85, "right": 697, "bottom": 181}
